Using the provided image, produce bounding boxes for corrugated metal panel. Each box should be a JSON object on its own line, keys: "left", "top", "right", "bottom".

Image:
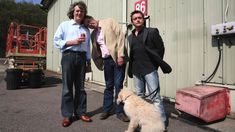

{"left": 51, "top": 1, "right": 60, "bottom": 72}
{"left": 204, "top": 0, "right": 223, "bottom": 85}
{"left": 225, "top": 45, "right": 235, "bottom": 84}
{"left": 46, "top": 3, "right": 55, "bottom": 71}
{"left": 46, "top": 0, "right": 71, "bottom": 72}
{"left": 87, "top": 0, "right": 122, "bottom": 20}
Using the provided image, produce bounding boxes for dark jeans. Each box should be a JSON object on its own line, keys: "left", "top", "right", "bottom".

{"left": 103, "top": 57, "right": 126, "bottom": 114}
{"left": 61, "top": 51, "right": 87, "bottom": 118}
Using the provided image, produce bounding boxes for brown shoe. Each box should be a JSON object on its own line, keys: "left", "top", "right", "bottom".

{"left": 62, "top": 118, "right": 71, "bottom": 127}
{"left": 99, "top": 112, "right": 109, "bottom": 120}
{"left": 117, "top": 113, "right": 129, "bottom": 122}
{"left": 80, "top": 115, "right": 92, "bottom": 122}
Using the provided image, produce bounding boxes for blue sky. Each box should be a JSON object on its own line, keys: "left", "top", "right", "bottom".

{"left": 15, "top": 0, "right": 42, "bottom": 4}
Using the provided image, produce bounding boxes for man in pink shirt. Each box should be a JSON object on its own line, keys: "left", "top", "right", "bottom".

{"left": 84, "top": 15, "right": 129, "bottom": 122}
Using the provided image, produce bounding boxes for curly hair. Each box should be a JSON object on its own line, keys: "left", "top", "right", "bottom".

{"left": 67, "top": 1, "right": 87, "bottom": 19}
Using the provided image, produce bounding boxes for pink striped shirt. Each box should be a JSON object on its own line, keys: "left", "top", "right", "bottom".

{"left": 96, "top": 27, "right": 111, "bottom": 58}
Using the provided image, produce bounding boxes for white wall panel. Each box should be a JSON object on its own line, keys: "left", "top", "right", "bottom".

{"left": 51, "top": 1, "right": 60, "bottom": 72}
{"left": 46, "top": 0, "right": 71, "bottom": 72}
{"left": 46, "top": 3, "right": 55, "bottom": 71}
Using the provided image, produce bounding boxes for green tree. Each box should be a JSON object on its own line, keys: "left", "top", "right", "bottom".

{"left": 0, "top": 0, "right": 47, "bottom": 57}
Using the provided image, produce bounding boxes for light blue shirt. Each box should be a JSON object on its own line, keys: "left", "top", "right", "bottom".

{"left": 54, "top": 19, "right": 91, "bottom": 60}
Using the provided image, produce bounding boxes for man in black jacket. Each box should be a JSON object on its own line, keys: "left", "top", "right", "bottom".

{"left": 127, "top": 10, "right": 172, "bottom": 128}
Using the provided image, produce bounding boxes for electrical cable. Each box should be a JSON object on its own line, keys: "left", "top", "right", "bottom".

{"left": 202, "top": 37, "right": 222, "bottom": 83}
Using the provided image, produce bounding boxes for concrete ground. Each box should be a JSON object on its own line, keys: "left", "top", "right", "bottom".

{"left": 0, "top": 58, "right": 235, "bottom": 132}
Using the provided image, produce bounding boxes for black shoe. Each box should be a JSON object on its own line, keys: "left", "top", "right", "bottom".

{"left": 117, "top": 113, "right": 129, "bottom": 122}
{"left": 99, "top": 112, "right": 109, "bottom": 120}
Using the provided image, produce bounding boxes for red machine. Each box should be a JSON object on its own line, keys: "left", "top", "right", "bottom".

{"left": 6, "top": 22, "right": 47, "bottom": 69}
{"left": 5, "top": 22, "right": 47, "bottom": 89}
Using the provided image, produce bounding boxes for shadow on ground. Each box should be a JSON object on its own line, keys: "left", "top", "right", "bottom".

{"left": 42, "top": 75, "right": 62, "bottom": 87}
{"left": 2, "top": 70, "right": 62, "bottom": 90}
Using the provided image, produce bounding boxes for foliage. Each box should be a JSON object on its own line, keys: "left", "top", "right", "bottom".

{"left": 0, "top": 1, "right": 47, "bottom": 57}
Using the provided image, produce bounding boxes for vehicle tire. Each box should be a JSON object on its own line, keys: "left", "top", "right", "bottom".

{"left": 29, "top": 69, "right": 42, "bottom": 88}
{"left": 6, "top": 69, "right": 23, "bottom": 90}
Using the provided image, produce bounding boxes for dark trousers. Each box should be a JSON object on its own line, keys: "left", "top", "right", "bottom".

{"left": 61, "top": 51, "right": 87, "bottom": 118}
{"left": 103, "top": 57, "right": 126, "bottom": 114}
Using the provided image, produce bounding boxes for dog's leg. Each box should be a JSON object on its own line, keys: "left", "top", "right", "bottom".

{"left": 117, "top": 94, "right": 122, "bottom": 105}
{"left": 125, "top": 119, "right": 138, "bottom": 132}
{"left": 117, "top": 98, "right": 121, "bottom": 105}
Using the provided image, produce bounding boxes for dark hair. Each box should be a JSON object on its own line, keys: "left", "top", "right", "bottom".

{"left": 82, "top": 15, "right": 94, "bottom": 24}
{"left": 130, "top": 10, "right": 144, "bottom": 22}
{"left": 67, "top": 1, "right": 87, "bottom": 19}
{"left": 84, "top": 15, "right": 93, "bottom": 20}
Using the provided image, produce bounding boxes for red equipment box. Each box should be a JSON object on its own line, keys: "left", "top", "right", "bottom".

{"left": 175, "top": 85, "right": 230, "bottom": 122}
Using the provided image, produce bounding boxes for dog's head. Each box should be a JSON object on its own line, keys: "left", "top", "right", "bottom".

{"left": 117, "top": 88, "right": 134, "bottom": 105}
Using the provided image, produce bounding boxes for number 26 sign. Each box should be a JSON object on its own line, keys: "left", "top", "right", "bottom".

{"left": 134, "top": 0, "right": 148, "bottom": 16}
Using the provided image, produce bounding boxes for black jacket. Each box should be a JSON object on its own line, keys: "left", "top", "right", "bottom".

{"left": 127, "top": 27, "right": 172, "bottom": 78}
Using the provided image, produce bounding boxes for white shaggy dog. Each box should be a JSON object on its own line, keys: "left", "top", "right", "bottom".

{"left": 117, "top": 88, "right": 165, "bottom": 132}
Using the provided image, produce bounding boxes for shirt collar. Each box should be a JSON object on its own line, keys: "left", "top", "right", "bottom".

{"left": 132, "top": 26, "right": 145, "bottom": 35}
{"left": 70, "top": 19, "right": 84, "bottom": 27}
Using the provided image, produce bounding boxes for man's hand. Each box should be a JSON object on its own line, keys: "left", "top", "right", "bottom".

{"left": 85, "top": 61, "right": 92, "bottom": 73}
{"left": 117, "top": 57, "right": 124, "bottom": 66}
{"left": 73, "top": 36, "right": 86, "bottom": 44}
{"left": 66, "top": 35, "right": 86, "bottom": 46}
